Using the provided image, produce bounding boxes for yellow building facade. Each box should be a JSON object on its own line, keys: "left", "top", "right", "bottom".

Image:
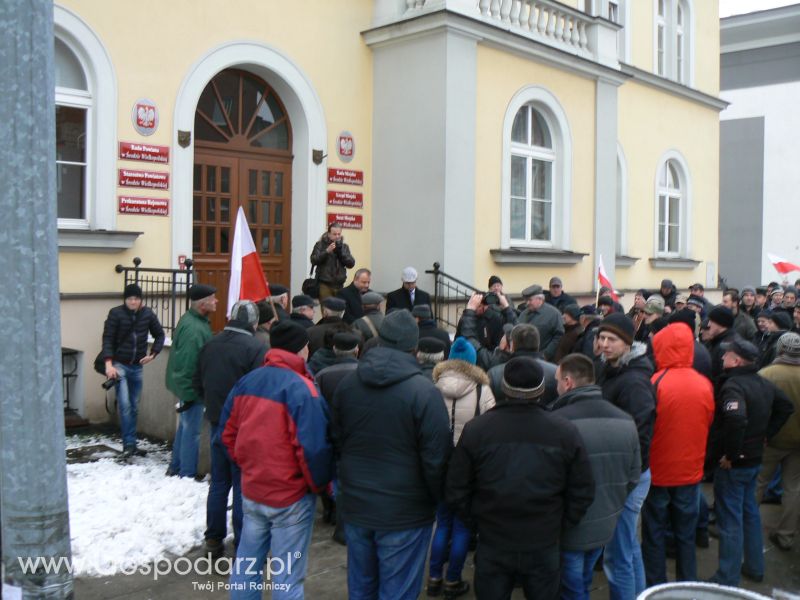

{"left": 55, "top": 0, "right": 723, "bottom": 420}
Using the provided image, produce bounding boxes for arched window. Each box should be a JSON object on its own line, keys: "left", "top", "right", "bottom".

{"left": 502, "top": 87, "right": 572, "bottom": 249}
{"left": 654, "top": 154, "right": 690, "bottom": 257}
{"left": 654, "top": 0, "right": 693, "bottom": 84}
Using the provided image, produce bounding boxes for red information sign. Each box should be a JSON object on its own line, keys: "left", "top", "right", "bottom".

{"left": 327, "top": 168, "right": 363, "bottom": 185}
{"left": 119, "top": 141, "right": 170, "bottom": 164}
{"left": 328, "top": 213, "right": 363, "bottom": 230}
{"left": 327, "top": 190, "right": 363, "bottom": 208}
{"left": 118, "top": 196, "right": 169, "bottom": 216}
{"left": 118, "top": 168, "right": 169, "bottom": 190}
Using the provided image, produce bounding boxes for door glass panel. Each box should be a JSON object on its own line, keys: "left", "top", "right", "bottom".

{"left": 249, "top": 200, "right": 257, "bottom": 223}
{"left": 220, "top": 228, "right": 229, "bottom": 253}
{"left": 221, "top": 167, "right": 230, "bottom": 193}
{"left": 262, "top": 171, "right": 271, "bottom": 196}
{"left": 251, "top": 121, "right": 289, "bottom": 149}
{"left": 261, "top": 201, "right": 270, "bottom": 224}
{"left": 275, "top": 172, "right": 284, "bottom": 197}
{"left": 206, "top": 166, "right": 216, "bottom": 192}
{"left": 248, "top": 170, "right": 257, "bottom": 196}
{"left": 193, "top": 164, "right": 202, "bottom": 191}
{"left": 206, "top": 197, "right": 216, "bottom": 221}
{"left": 220, "top": 198, "right": 230, "bottom": 223}
{"left": 206, "top": 228, "right": 216, "bottom": 253}
{"left": 274, "top": 202, "right": 283, "bottom": 225}
{"left": 261, "top": 231, "right": 270, "bottom": 254}
{"left": 242, "top": 77, "right": 266, "bottom": 135}
{"left": 193, "top": 226, "right": 201, "bottom": 253}
{"left": 193, "top": 196, "right": 201, "bottom": 220}
{"left": 213, "top": 71, "right": 240, "bottom": 133}
{"left": 194, "top": 113, "right": 229, "bottom": 142}
{"left": 274, "top": 230, "right": 282, "bottom": 254}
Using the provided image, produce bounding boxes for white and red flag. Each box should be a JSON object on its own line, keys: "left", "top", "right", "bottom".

{"left": 597, "top": 255, "right": 619, "bottom": 302}
{"left": 768, "top": 253, "right": 800, "bottom": 275}
{"left": 227, "top": 206, "right": 269, "bottom": 316}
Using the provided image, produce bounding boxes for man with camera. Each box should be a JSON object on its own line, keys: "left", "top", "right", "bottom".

{"left": 310, "top": 222, "right": 356, "bottom": 301}
{"left": 101, "top": 283, "right": 165, "bottom": 460}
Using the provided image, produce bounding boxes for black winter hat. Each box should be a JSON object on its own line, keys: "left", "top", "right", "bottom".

{"left": 669, "top": 308, "right": 699, "bottom": 334}
{"left": 418, "top": 337, "right": 446, "bottom": 354}
{"left": 123, "top": 283, "right": 142, "bottom": 299}
{"left": 269, "top": 320, "right": 309, "bottom": 353}
{"left": 708, "top": 306, "right": 735, "bottom": 329}
{"left": 720, "top": 336, "right": 760, "bottom": 362}
{"left": 563, "top": 304, "right": 582, "bottom": 321}
{"left": 378, "top": 309, "right": 419, "bottom": 352}
{"left": 332, "top": 332, "right": 359, "bottom": 351}
{"left": 291, "top": 295, "right": 315, "bottom": 309}
{"left": 269, "top": 283, "right": 289, "bottom": 297}
{"left": 189, "top": 284, "right": 216, "bottom": 301}
{"left": 597, "top": 313, "right": 634, "bottom": 345}
{"left": 501, "top": 357, "right": 545, "bottom": 401}
{"left": 488, "top": 275, "right": 503, "bottom": 288}
{"left": 597, "top": 296, "right": 614, "bottom": 307}
{"left": 770, "top": 311, "right": 792, "bottom": 331}
{"left": 322, "top": 297, "right": 346, "bottom": 311}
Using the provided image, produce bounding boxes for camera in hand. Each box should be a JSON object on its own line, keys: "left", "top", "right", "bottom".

{"left": 482, "top": 291, "right": 499, "bottom": 306}
{"left": 101, "top": 379, "right": 115, "bottom": 390}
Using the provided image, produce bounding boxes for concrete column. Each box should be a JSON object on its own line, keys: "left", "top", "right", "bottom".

{"left": 0, "top": 1, "right": 74, "bottom": 598}
{"left": 594, "top": 77, "right": 620, "bottom": 289}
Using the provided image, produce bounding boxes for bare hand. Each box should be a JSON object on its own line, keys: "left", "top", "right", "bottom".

{"left": 467, "top": 292, "right": 483, "bottom": 311}
{"left": 140, "top": 354, "right": 155, "bottom": 366}
{"left": 326, "top": 242, "right": 336, "bottom": 254}
{"left": 105, "top": 364, "right": 119, "bottom": 379}
{"left": 719, "top": 456, "right": 732, "bottom": 470}
{"left": 497, "top": 293, "right": 509, "bottom": 309}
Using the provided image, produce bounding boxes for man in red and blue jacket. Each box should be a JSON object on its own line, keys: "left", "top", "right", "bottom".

{"left": 221, "top": 320, "right": 333, "bottom": 599}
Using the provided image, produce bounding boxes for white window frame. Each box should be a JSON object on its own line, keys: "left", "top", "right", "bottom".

{"left": 653, "top": 151, "right": 691, "bottom": 258}
{"left": 652, "top": 0, "right": 693, "bottom": 85}
{"left": 501, "top": 86, "right": 572, "bottom": 250}
{"left": 55, "top": 5, "right": 117, "bottom": 231}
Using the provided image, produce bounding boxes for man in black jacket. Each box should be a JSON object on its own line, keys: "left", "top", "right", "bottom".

{"left": 331, "top": 310, "right": 450, "bottom": 599}
{"left": 544, "top": 276, "right": 577, "bottom": 312}
{"left": 595, "top": 313, "right": 655, "bottom": 600}
{"left": 288, "top": 294, "right": 315, "bottom": 329}
{"left": 414, "top": 304, "right": 452, "bottom": 358}
{"left": 704, "top": 305, "right": 738, "bottom": 387}
{"left": 385, "top": 266, "right": 432, "bottom": 312}
{"left": 337, "top": 268, "right": 371, "bottom": 324}
{"left": 446, "top": 356, "right": 594, "bottom": 599}
{"left": 551, "top": 353, "right": 641, "bottom": 599}
{"left": 309, "top": 222, "right": 356, "bottom": 301}
{"left": 101, "top": 283, "right": 165, "bottom": 458}
{"left": 195, "top": 300, "right": 267, "bottom": 559}
{"left": 708, "top": 337, "right": 794, "bottom": 586}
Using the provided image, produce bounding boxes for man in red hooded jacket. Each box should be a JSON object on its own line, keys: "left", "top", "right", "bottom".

{"left": 641, "top": 322, "right": 714, "bottom": 586}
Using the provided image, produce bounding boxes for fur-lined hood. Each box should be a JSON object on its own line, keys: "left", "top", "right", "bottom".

{"left": 600, "top": 340, "right": 649, "bottom": 368}
{"left": 432, "top": 359, "right": 488, "bottom": 400}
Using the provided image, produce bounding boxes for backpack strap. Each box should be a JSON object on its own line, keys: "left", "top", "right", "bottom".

{"left": 653, "top": 368, "right": 670, "bottom": 399}
{"left": 362, "top": 315, "right": 379, "bottom": 340}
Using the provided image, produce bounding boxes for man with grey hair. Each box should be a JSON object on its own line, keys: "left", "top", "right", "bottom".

{"left": 757, "top": 332, "right": 800, "bottom": 552}
{"left": 339, "top": 267, "right": 372, "bottom": 324}
{"left": 165, "top": 284, "right": 217, "bottom": 479}
{"left": 289, "top": 294, "right": 315, "bottom": 329}
{"left": 195, "top": 300, "right": 268, "bottom": 558}
{"left": 517, "top": 284, "right": 564, "bottom": 362}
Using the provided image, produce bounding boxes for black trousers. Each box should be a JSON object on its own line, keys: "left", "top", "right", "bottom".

{"left": 474, "top": 544, "right": 560, "bottom": 600}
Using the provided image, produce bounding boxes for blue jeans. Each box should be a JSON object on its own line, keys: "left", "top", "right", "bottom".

{"left": 168, "top": 401, "right": 204, "bottom": 477}
{"left": 604, "top": 468, "right": 651, "bottom": 600}
{"left": 345, "top": 522, "right": 433, "bottom": 600}
{"left": 230, "top": 494, "right": 315, "bottom": 600}
{"left": 560, "top": 547, "right": 603, "bottom": 600}
{"left": 641, "top": 483, "right": 699, "bottom": 585}
{"left": 712, "top": 465, "right": 763, "bottom": 586}
{"left": 428, "top": 503, "right": 471, "bottom": 582}
{"left": 205, "top": 423, "right": 242, "bottom": 545}
{"left": 113, "top": 362, "right": 143, "bottom": 450}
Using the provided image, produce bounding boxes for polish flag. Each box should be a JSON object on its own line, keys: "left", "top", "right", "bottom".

{"left": 597, "top": 255, "right": 619, "bottom": 302}
{"left": 768, "top": 253, "right": 800, "bottom": 275}
{"left": 227, "top": 207, "right": 269, "bottom": 316}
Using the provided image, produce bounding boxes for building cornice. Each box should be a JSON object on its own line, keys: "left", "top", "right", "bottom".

{"left": 721, "top": 5, "right": 800, "bottom": 54}
{"left": 58, "top": 229, "right": 142, "bottom": 252}
{"left": 620, "top": 63, "right": 729, "bottom": 112}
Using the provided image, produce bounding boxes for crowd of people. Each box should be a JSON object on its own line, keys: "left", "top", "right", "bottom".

{"left": 100, "top": 237, "right": 800, "bottom": 599}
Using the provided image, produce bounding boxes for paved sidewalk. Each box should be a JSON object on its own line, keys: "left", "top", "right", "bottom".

{"left": 74, "top": 485, "right": 800, "bottom": 599}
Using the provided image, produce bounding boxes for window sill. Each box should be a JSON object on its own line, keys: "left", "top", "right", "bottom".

{"left": 58, "top": 229, "right": 143, "bottom": 252}
{"left": 648, "top": 257, "right": 701, "bottom": 270}
{"left": 615, "top": 255, "right": 640, "bottom": 268}
{"left": 491, "top": 248, "right": 588, "bottom": 265}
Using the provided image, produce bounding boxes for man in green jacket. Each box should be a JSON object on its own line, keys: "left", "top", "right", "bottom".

{"left": 166, "top": 284, "right": 217, "bottom": 478}
{"left": 757, "top": 332, "right": 800, "bottom": 551}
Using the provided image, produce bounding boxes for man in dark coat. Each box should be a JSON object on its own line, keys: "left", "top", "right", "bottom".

{"left": 517, "top": 284, "right": 564, "bottom": 362}
{"left": 101, "top": 283, "right": 165, "bottom": 458}
{"left": 331, "top": 310, "right": 450, "bottom": 599}
{"left": 657, "top": 279, "right": 678, "bottom": 311}
{"left": 446, "top": 356, "right": 594, "bottom": 599}
{"left": 385, "top": 266, "right": 432, "bottom": 312}
{"left": 195, "top": 300, "right": 267, "bottom": 558}
{"left": 551, "top": 353, "right": 641, "bottom": 599}
{"left": 554, "top": 303, "right": 584, "bottom": 363}
{"left": 723, "top": 289, "right": 757, "bottom": 342}
{"left": 704, "top": 306, "right": 738, "bottom": 388}
{"left": 352, "top": 291, "right": 384, "bottom": 344}
{"left": 414, "top": 304, "right": 452, "bottom": 358}
{"left": 595, "top": 313, "right": 656, "bottom": 599}
{"left": 309, "top": 222, "right": 356, "bottom": 301}
{"left": 308, "top": 296, "right": 348, "bottom": 357}
{"left": 759, "top": 310, "right": 792, "bottom": 369}
{"left": 288, "top": 294, "right": 315, "bottom": 329}
{"left": 455, "top": 291, "right": 516, "bottom": 353}
{"left": 544, "top": 276, "right": 577, "bottom": 312}
{"left": 337, "top": 268, "right": 371, "bottom": 324}
{"left": 708, "top": 337, "right": 794, "bottom": 586}
{"left": 487, "top": 324, "right": 558, "bottom": 407}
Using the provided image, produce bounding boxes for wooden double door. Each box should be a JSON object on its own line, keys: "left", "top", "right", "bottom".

{"left": 191, "top": 68, "right": 293, "bottom": 331}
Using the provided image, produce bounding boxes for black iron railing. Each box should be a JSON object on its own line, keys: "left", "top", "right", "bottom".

{"left": 425, "top": 262, "right": 481, "bottom": 331}
{"left": 115, "top": 257, "right": 194, "bottom": 336}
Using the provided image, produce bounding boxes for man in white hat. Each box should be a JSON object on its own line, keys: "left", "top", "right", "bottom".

{"left": 386, "top": 266, "right": 431, "bottom": 312}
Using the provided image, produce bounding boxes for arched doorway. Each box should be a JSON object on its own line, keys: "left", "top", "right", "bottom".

{"left": 192, "top": 68, "right": 292, "bottom": 330}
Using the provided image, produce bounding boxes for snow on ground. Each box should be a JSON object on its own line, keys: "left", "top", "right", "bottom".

{"left": 66, "top": 434, "right": 211, "bottom": 577}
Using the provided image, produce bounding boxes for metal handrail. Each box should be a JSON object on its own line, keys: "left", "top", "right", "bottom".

{"left": 425, "top": 262, "right": 481, "bottom": 331}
